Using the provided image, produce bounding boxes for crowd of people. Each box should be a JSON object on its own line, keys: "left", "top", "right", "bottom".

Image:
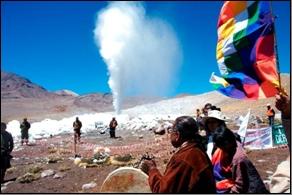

{"left": 141, "top": 91, "right": 290, "bottom": 193}
{"left": 1, "top": 92, "right": 290, "bottom": 193}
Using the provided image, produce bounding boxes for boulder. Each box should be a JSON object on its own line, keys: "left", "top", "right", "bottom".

{"left": 78, "top": 162, "right": 88, "bottom": 168}
{"left": 74, "top": 157, "right": 82, "bottom": 165}
{"left": 82, "top": 182, "right": 97, "bottom": 190}
{"left": 27, "top": 165, "right": 43, "bottom": 174}
{"left": 58, "top": 164, "right": 71, "bottom": 172}
{"left": 41, "top": 169, "right": 55, "bottom": 178}
{"left": 110, "top": 154, "right": 135, "bottom": 166}
{"left": 17, "top": 173, "right": 40, "bottom": 183}
{"left": 1, "top": 186, "right": 7, "bottom": 191}
{"left": 53, "top": 172, "right": 66, "bottom": 179}
{"left": 47, "top": 155, "right": 62, "bottom": 163}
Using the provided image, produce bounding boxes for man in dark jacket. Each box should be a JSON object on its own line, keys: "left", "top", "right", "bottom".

{"left": 109, "top": 117, "right": 118, "bottom": 138}
{"left": 141, "top": 116, "right": 216, "bottom": 193}
{"left": 1, "top": 122, "right": 14, "bottom": 183}
{"left": 73, "top": 117, "right": 82, "bottom": 143}
{"left": 20, "top": 118, "right": 30, "bottom": 145}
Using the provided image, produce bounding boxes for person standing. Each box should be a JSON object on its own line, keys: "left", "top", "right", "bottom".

{"left": 109, "top": 117, "right": 118, "bottom": 138}
{"left": 203, "top": 110, "right": 227, "bottom": 159}
{"left": 266, "top": 103, "right": 275, "bottom": 126}
{"left": 195, "top": 109, "right": 204, "bottom": 130}
{"left": 20, "top": 118, "right": 30, "bottom": 145}
{"left": 269, "top": 92, "right": 290, "bottom": 193}
{"left": 141, "top": 116, "right": 216, "bottom": 193}
{"left": 73, "top": 117, "right": 82, "bottom": 143}
{"left": 1, "top": 122, "right": 14, "bottom": 183}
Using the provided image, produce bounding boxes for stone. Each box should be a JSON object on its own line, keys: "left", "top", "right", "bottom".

{"left": 74, "top": 157, "right": 82, "bottom": 165}
{"left": 82, "top": 182, "right": 97, "bottom": 190}
{"left": 17, "top": 173, "right": 40, "bottom": 183}
{"left": 41, "top": 169, "right": 55, "bottom": 178}
{"left": 53, "top": 172, "right": 66, "bottom": 179}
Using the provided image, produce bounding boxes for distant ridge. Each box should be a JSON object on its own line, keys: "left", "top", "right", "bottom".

{"left": 54, "top": 89, "right": 79, "bottom": 97}
{"left": 1, "top": 71, "right": 164, "bottom": 122}
{"left": 1, "top": 71, "right": 56, "bottom": 99}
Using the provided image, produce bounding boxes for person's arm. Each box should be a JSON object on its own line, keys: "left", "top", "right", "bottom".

{"left": 275, "top": 93, "right": 290, "bottom": 118}
{"left": 8, "top": 134, "right": 14, "bottom": 153}
{"left": 275, "top": 94, "right": 291, "bottom": 149}
{"left": 147, "top": 160, "right": 194, "bottom": 193}
{"left": 230, "top": 160, "right": 249, "bottom": 193}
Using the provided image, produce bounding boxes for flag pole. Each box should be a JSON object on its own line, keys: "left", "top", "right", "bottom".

{"left": 269, "top": 1, "right": 282, "bottom": 93}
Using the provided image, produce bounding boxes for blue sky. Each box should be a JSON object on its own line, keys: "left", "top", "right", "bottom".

{"left": 1, "top": 1, "right": 290, "bottom": 97}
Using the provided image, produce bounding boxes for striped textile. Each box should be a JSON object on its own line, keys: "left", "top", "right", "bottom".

{"left": 211, "top": 1, "right": 279, "bottom": 99}
{"left": 211, "top": 148, "right": 235, "bottom": 193}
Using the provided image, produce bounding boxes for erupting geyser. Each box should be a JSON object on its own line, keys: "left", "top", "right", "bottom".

{"left": 94, "top": 2, "right": 182, "bottom": 114}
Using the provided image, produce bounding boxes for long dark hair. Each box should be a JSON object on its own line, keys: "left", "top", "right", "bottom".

{"left": 212, "top": 125, "right": 236, "bottom": 148}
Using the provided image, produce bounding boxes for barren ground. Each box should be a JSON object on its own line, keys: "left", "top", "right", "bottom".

{"left": 2, "top": 129, "right": 289, "bottom": 193}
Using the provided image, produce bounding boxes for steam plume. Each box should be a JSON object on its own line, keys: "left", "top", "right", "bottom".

{"left": 94, "top": 2, "right": 182, "bottom": 114}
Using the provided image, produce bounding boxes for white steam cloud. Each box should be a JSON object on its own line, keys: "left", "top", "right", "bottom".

{"left": 94, "top": 2, "right": 182, "bottom": 114}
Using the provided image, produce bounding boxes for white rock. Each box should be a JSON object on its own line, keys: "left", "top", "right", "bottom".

{"left": 257, "top": 159, "right": 266, "bottom": 163}
{"left": 41, "top": 169, "right": 55, "bottom": 178}
{"left": 1, "top": 186, "right": 7, "bottom": 191}
{"left": 82, "top": 182, "right": 97, "bottom": 190}
{"left": 3, "top": 181, "right": 14, "bottom": 186}
{"left": 74, "top": 157, "right": 82, "bottom": 165}
{"left": 53, "top": 172, "right": 66, "bottom": 179}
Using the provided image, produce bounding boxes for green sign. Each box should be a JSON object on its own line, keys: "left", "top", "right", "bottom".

{"left": 272, "top": 124, "right": 288, "bottom": 145}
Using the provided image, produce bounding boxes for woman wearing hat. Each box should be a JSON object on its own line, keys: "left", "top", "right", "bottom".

{"left": 203, "top": 110, "right": 227, "bottom": 159}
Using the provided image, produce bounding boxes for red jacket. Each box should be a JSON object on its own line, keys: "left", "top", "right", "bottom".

{"left": 148, "top": 142, "right": 216, "bottom": 193}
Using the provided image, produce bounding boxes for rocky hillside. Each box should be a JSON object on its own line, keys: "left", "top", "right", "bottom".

{"left": 54, "top": 90, "right": 79, "bottom": 97}
{"left": 1, "top": 71, "right": 58, "bottom": 99}
{"left": 1, "top": 71, "right": 290, "bottom": 122}
{"left": 1, "top": 71, "right": 163, "bottom": 122}
{"left": 123, "top": 73, "right": 290, "bottom": 120}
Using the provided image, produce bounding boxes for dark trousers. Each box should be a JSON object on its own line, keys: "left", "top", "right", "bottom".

{"left": 74, "top": 129, "right": 81, "bottom": 143}
{"left": 0, "top": 168, "right": 7, "bottom": 183}
{"left": 1, "top": 154, "right": 11, "bottom": 183}
{"left": 268, "top": 116, "right": 274, "bottom": 126}
{"left": 110, "top": 129, "right": 116, "bottom": 138}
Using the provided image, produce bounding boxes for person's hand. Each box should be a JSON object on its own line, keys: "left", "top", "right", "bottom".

{"left": 275, "top": 93, "right": 290, "bottom": 119}
{"left": 140, "top": 159, "right": 157, "bottom": 175}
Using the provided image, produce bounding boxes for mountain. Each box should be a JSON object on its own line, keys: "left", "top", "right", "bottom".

{"left": 54, "top": 89, "right": 79, "bottom": 97}
{"left": 73, "top": 93, "right": 164, "bottom": 112}
{"left": 1, "top": 71, "right": 57, "bottom": 99}
{"left": 1, "top": 71, "right": 290, "bottom": 123}
{"left": 1, "top": 71, "right": 163, "bottom": 122}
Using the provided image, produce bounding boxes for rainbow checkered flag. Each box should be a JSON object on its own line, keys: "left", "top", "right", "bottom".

{"left": 211, "top": 1, "right": 279, "bottom": 100}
